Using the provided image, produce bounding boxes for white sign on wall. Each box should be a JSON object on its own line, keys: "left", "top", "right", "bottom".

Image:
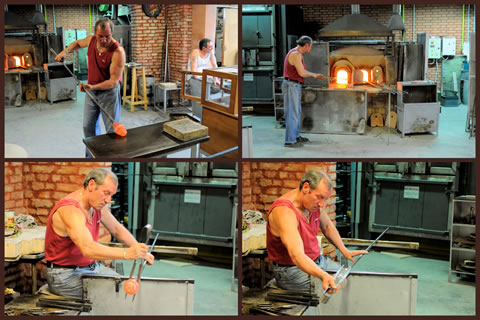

{"left": 184, "top": 189, "right": 201, "bottom": 204}
{"left": 243, "top": 73, "right": 254, "bottom": 81}
{"left": 403, "top": 186, "right": 420, "bottom": 199}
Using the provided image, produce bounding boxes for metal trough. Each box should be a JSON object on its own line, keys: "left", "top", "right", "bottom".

{"left": 82, "top": 274, "right": 194, "bottom": 315}
{"left": 309, "top": 271, "right": 417, "bottom": 315}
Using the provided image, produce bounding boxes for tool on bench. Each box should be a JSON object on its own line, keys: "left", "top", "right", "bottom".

{"left": 124, "top": 224, "right": 159, "bottom": 301}
{"left": 49, "top": 48, "right": 127, "bottom": 137}
{"left": 320, "top": 227, "right": 390, "bottom": 304}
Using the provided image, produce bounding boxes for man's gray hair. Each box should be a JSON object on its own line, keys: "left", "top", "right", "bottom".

{"left": 83, "top": 168, "right": 118, "bottom": 189}
{"left": 95, "top": 17, "right": 114, "bottom": 33}
{"left": 299, "top": 169, "right": 333, "bottom": 191}
{"left": 297, "top": 35, "right": 313, "bottom": 47}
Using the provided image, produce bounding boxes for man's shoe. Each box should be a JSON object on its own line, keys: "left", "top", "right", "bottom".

{"left": 284, "top": 142, "right": 304, "bottom": 148}
{"left": 297, "top": 136, "right": 310, "bottom": 143}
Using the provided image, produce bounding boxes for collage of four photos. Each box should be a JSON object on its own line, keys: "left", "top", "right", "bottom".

{"left": 3, "top": 2, "right": 477, "bottom": 317}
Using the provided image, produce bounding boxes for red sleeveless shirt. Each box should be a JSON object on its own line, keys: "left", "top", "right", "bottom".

{"left": 283, "top": 47, "right": 305, "bottom": 83}
{"left": 45, "top": 198, "right": 102, "bottom": 267}
{"left": 87, "top": 35, "right": 122, "bottom": 85}
{"left": 267, "top": 199, "right": 321, "bottom": 265}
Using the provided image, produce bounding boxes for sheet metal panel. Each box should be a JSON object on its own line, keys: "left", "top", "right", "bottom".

{"left": 82, "top": 274, "right": 194, "bottom": 315}
{"left": 397, "top": 102, "right": 440, "bottom": 137}
{"left": 300, "top": 88, "right": 367, "bottom": 134}
{"left": 311, "top": 271, "right": 417, "bottom": 315}
{"left": 303, "top": 42, "right": 329, "bottom": 87}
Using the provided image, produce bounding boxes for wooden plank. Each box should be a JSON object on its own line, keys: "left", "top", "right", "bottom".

{"left": 99, "top": 242, "right": 198, "bottom": 256}
{"left": 340, "top": 238, "right": 419, "bottom": 250}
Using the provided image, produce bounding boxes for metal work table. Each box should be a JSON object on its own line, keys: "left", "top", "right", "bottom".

{"left": 153, "top": 83, "right": 181, "bottom": 113}
{"left": 83, "top": 122, "right": 209, "bottom": 158}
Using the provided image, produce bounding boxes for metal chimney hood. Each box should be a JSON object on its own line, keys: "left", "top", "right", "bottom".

{"left": 387, "top": 5, "right": 406, "bottom": 31}
{"left": 318, "top": 5, "right": 392, "bottom": 37}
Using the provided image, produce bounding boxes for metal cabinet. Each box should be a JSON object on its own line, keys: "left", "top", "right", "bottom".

{"left": 449, "top": 195, "right": 475, "bottom": 282}
{"left": 242, "top": 5, "right": 276, "bottom": 104}
{"left": 396, "top": 81, "right": 440, "bottom": 137}
{"left": 369, "top": 166, "right": 456, "bottom": 240}
{"left": 44, "top": 62, "right": 77, "bottom": 103}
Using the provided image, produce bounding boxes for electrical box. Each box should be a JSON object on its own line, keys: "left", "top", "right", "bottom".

{"left": 428, "top": 37, "right": 441, "bottom": 59}
{"left": 442, "top": 37, "right": 457, "bottom": 56}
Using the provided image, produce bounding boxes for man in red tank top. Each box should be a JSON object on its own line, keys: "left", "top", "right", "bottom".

{"left": 55, "top": 18, "right": 125, "bottom": 157}
{"left": 267, "top": 169, "right": 368, "bottom": 292}
{"left": 282, "top": 36, "right": 326, "bottom": 148}
{"left": 44, "top": 168, "right": 154, "bottom": 297}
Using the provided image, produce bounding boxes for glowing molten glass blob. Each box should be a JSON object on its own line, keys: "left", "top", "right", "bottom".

{"left": 13, "top": 56, "right": 21, "bottom": 67}
{"left": 336, "top": 70, "right": 348, "bottom": 85}
{"left": 361, "top": 70, "right": 368, "bottom": 82}
{"left": 124, "top": 278, "right": 139, "bottom": 295}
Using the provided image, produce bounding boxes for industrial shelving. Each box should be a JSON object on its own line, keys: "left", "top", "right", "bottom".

{"left": 448, "top": 195, "right": 476, "bottom": 282}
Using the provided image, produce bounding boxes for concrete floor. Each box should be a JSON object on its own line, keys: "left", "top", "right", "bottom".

{"left": 336, "top": 248, "right": 475, "bottom": 315}
{"left": 4, "top": 90, "right": 193, "bottom": 158}
{"left": 243, "top": 103, "right": 475, "bottom": 158}
{"left": 123, "top": 256, "right": 237, "bottom": 315}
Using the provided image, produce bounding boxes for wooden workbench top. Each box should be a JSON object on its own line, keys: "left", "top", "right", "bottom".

{"left": 5, "top": 226, "right": 46, "bottom": 261}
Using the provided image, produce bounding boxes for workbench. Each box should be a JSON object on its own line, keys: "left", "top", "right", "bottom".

{"left": 83, "top": 121, "right": 209, "bottom": 158}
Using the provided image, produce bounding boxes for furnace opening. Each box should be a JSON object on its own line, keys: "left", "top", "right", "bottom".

{"left": 336, "top": 69, "right": 349, "bottom": 86}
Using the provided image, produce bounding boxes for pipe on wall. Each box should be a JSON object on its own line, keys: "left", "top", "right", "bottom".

{"left": 351, "top": 4, "right": 360, "bottom": 14}
{"left": 412, "top": 5, "right": 415, "bottom": 40}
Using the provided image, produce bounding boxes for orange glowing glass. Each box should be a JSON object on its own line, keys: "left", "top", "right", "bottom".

{"left": 361, "top": 70, "right": 368, "bottom": 82}
{"left": 337, "top": 70, "right": 348, "bottom": 85}
{"left": 13, "top": 56, "right": 21, "bottom": 67}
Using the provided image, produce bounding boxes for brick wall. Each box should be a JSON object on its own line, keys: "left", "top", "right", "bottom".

{"left": 243, "top": 162, "right": 337, "bottom": 221}
{"left": 303, "top": 4, "right": 475, "bottom": 87}
{"left": 129, "top": 4, "right": 193, "bottom": 83}
{"left": 4, "top": 162, "right": 112, "bottom": 242}
{"left": 8, "top": 5, "right": 195, "bottom": 84}
{"left": 4, "top": 163, "right": 25, "bottom": 214}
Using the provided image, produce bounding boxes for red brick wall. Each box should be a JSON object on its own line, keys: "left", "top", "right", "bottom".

{"left": 243, "top": 162, "right": 337, "bottom": 221}
{"left": 4, "top": 163, "right": 25, "bottom": 215}
{"left": 303, "top": 4, "right": 475, "bottom": 87}
{"left": 4, "top": 162, "right": 112, "bottom": 241}
{"left": 129, "top": 4, "right": 193, "bottom": 83}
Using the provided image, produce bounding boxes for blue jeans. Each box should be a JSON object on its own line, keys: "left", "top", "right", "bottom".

{"left": 282, "top": 80, "right": 302, "bottom": 144}
{"left": 83, "top": 84, "right": 121, "bottom": 158}
{"left": 272, "top": 255, "right": 341, "bottom": 292}
{"left": 46, "top": 262, "right": 119, "bottom": 298}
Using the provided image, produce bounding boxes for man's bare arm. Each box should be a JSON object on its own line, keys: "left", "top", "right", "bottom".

{"left": 101, "top": 208, "right": 154, "bottom": 264}
{"left": 59, "top": 206, "right": 148, "bottom": 261}
{"left": 289, "top": 52, "right": 325, "bottom": 79}
{"left": 55, "top": 36, "right": 92, "bottom": 62}
{"left": 190, "top": 50, "right": 198, "bottom": 72}
{"left": 100, "top": 207, "right": 137, "bottom": 246}
{"left": 319, "top": 210, "right": 368, "bottom": 262}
